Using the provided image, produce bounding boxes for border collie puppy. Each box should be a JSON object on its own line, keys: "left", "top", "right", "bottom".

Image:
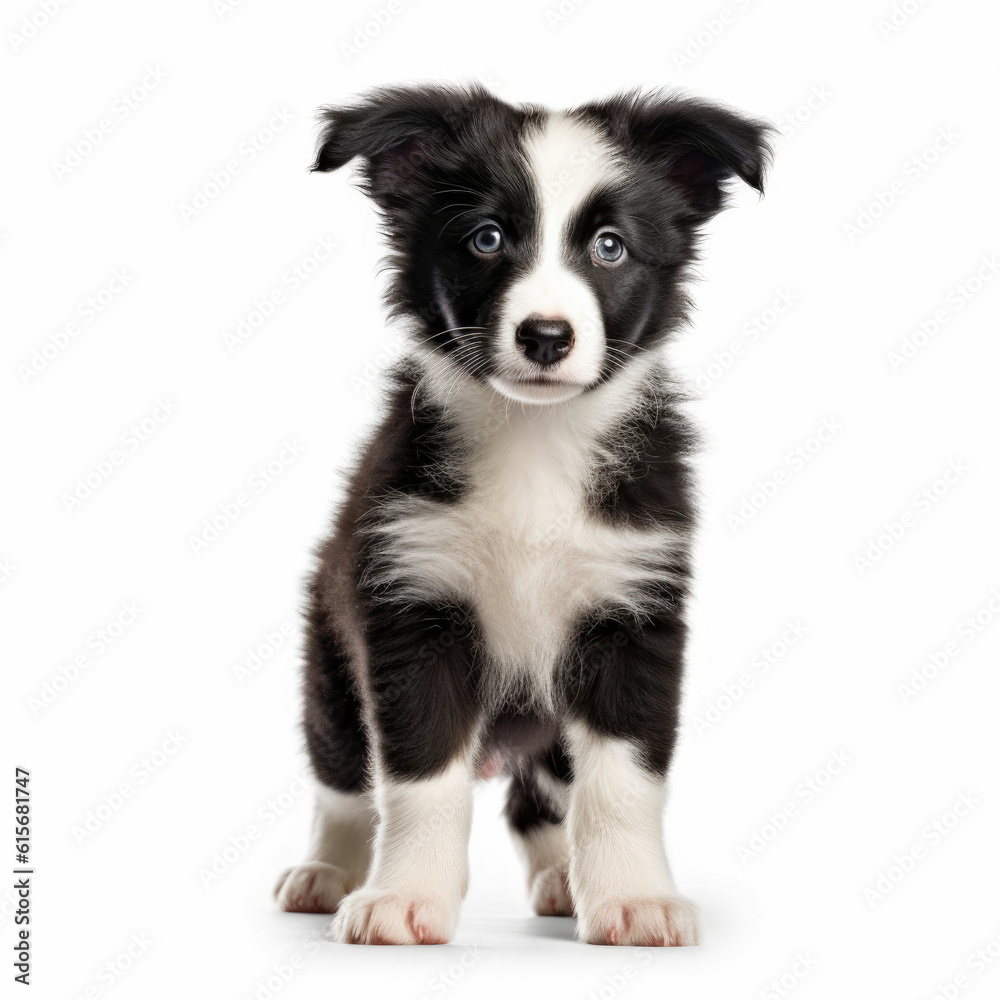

{"left": 275, "top": 84, "right": 772, "bottom": 946}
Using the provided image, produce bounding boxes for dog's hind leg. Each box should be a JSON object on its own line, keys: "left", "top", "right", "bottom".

{"left": 275, "top": 592, "right": 374, "bottom": 914}
{"left": 274, "top": 785, "right": 374, "bottom": 914}
{"left": 506, "top": 747, "right": 574, "bottom": 917}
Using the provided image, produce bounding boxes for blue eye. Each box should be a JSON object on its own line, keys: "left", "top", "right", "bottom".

{"left": 471, "top": 224, "right": 503, "bottom": 255}
{"left": 594, "top": 233, "right": 625, "bottom": 264}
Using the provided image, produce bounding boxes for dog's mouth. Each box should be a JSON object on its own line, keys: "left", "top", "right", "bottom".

{"left": 488, "top": 372, "right": 587, "bottom": 405}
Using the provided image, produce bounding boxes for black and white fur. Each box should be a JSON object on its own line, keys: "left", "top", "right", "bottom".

{"left": 274, "top": 84, "right": 772, "bottom": 946}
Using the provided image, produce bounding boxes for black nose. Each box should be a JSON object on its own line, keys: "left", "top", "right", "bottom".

{"left": 515, "top": 317, "right": 574, "bottom": 365}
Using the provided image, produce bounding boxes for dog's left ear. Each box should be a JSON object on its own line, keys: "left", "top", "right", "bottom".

{"left": 310, "top": 85, "right": 478, "bottom": 208}
{"left": 579, "top": 92, "right": 775, "bottom": 222}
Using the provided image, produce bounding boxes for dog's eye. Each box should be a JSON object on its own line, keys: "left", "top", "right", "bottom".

{"left": 470, "top": 224, "right": 504, "bottom": 255}
{"left": 593, "top": 233, "right": 625, "bottom": 264}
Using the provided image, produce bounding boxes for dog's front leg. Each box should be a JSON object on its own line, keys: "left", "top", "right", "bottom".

{"left": 329, "top": 601, "right": 479, "bottom": 945}
{"left": 564, "top": 614, "right": 699, "bottom": 947}
{"left": 330, "top": 759, "right": 475, "bottom": 944}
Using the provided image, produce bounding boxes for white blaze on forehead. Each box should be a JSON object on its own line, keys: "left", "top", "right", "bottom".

{"left": 525, "top": 112, "right": 623, "bottom": 265}
{"left": 492, "top": 113, "right": 623, "bottom": 397}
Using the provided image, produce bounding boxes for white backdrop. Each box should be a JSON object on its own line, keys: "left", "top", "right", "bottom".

{"left": 4, "top": 0, "right": 1000, "bottom": 997}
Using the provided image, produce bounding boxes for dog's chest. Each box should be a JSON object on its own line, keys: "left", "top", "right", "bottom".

{"left": 377, "top": 419, "right": 671, "bottom": 692}
{"left": 443, "top": 441, "right": 607, "bottom": 663}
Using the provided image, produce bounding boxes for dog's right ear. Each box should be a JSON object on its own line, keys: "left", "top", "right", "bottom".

{"left": 311, "top": 86, "right": 469, "bottom": 207}
{"left": 576, "top": 90, "right": 774, "bottom": 224}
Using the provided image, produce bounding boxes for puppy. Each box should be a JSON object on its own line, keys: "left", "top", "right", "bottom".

{"left": 274, "top": 84, "right": 772, "bottom": 946}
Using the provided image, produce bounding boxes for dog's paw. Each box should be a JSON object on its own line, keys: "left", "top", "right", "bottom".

{"left": 328, "top": 887, "right": 457, "bottom": 945}
{"left": 578, "top": 895, "right": 699, "bottom": 946}
{"left": 530, "top": 866, "right": 574, "bottom": 917}
{"left": 274, "top": 862, "right": 353, "bottom": 914}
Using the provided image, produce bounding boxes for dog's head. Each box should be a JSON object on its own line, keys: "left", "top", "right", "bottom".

{"left": 313, "top": 84, "right": 772, "bottom": 405}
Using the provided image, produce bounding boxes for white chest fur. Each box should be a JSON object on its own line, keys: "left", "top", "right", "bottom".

{"left": 368, "top": 367, "right": 683, "bottom": 708}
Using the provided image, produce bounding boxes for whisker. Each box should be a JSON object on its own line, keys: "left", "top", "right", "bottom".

{"left": 623, "top": 215, "right": 664, "bottom": 238}
{"left": 432, "top": 202, "right": 478, "bottom": 215}
{"left": 431, "top": 186, "right": 483, "bottom": 198}
{"left": 409, "top": 326, "right": 488, "bottom": 353}
{"left": 606, "top": 337, "right": 655, "bottom": 356}
{"left": 438, "top": 209, "right": 482, "bottom": 239}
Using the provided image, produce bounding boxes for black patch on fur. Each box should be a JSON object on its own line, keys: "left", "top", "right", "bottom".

{"left": 363, "top": 599, "right": 482, "bottom": 780}
{"left": 591, "top": 382, "right": 700, "bottom": 531}
{"left": 312, "top": 84, "right": 545, "bottom": 373}
{"left": 301, "top": 588, "right": 369, "bottom": 793}
{"left": 505, "top": 769, "right": 564, "bottom": 835}
{"left": 562, "top": 605, "right": 689, "bottom": 776}
{"left": 504, "top": 738, "right": 573, "bottom": 836}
